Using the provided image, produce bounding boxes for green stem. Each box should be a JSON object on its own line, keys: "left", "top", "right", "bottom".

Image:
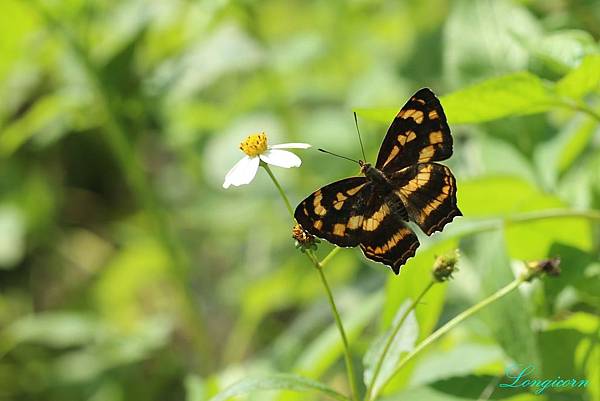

{"left": 264, "top": 166, "right": 357, "bottom": 401}
{"left": 373, "top": 275, "right": 526, "bottom": 400}
{"left": 364, "top": 280, "right": 436, "bottom": 401}
{"left": 31, "top": 2, "right": 212, "bottom": 369}
{"left": 321, "top": 247, "right": 342, "bottom": 267}
{"left": 458, "top": 209, "right": 600, "bottom": 239}
{"left": 262, "top": 163, "right": 295, "bottom": 219}
{"left": 311, "top": 251, "right": 360, "bottom": 401}
{"left": 559, "top": 99, "right": 600, "bottom": 123}
{"left": 505, "top": 209, "right": 600, "bottom": 224}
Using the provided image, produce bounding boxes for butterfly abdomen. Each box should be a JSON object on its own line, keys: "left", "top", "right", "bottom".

{"left": 385, "top": 194, "right": 409, "bottom": 221}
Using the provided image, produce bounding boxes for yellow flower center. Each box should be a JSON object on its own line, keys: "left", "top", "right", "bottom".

{"left": 240, "top": 132, "right": 268, "bottom": 157}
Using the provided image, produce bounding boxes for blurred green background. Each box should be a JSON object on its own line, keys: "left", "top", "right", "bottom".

{"left": 1, "top": 0, "right": 599, "bottom": 400}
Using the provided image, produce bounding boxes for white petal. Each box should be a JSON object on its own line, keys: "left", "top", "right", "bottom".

{"left": 222, "top": 156, "right": 260, "bottom": 188}
{"left": 259, "top": 149, "right": 302, "bottom": 168}
{"left": 270, "top": 143, "right": 311, "bottom": 149}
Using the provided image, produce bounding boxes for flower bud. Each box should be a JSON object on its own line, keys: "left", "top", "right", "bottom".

{"left": 292, "top": 224, "right": 319, "bottom": 252}
{"left": 523, "top": 257, "right": 561, "bottom": 281}
{"left": 432, "top": 249, "right": 460, "bottom": 282}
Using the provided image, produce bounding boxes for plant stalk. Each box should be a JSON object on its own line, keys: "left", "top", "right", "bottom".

{"left": 373, "top": 275, "right": 526, "bottom": 400}
{"left": 364, "top": 280, "right": 435, "bottom": 401}
{"left": 262, "top": 163, "right": 295, "bottom": 218}
{"left": 314, "top": 255, "right": 361, "bottom": 401}
{"left": 264, "top": 163, "right": 358, "bottom": 401}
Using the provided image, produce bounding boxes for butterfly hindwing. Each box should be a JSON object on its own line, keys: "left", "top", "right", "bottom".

{"left": 295, "top": 178, "right": 421, "bottom": 273}
{"left": 359, "top": 192, "right": 420, "bottom": 274}
{"left": 376, "top": 88, "right": 452, "bottom": 172}
{"left": 294, "top": 177, "right": 370, "bottom": 247}
{"left": 391, "top": 163, "right": 461, "bottom": 236}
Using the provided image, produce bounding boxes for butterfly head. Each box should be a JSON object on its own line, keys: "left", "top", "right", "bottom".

{"left": 359, "top": 160, "right": 376, "bottom": 175}
{"left": 358, "top": 160, "right": 369, "bottom": 173}
{"left": 360, "top": 160, "right": 390, "bottom": 186}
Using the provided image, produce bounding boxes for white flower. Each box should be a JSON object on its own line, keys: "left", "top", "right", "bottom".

{"left": 223, "top": 132, "right": 311, "bottom": 189}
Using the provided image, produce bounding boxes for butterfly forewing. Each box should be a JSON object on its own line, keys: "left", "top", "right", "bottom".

{"left": 391, "top": 163, "right": 461, "bottom": 236}
{"left": 376, "top": 88, "right": 453, "bottom": 172}
{"left": 294, "top": 177, "right": 370, "bottom": 247}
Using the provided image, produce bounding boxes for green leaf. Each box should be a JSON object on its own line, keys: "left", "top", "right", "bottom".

{"left": 0, "top": 0, "right": 38, "bottom": 82}
{"left": 0, "top": 93, "right": 92, "bottom": 156}
{"left": 440, "top": 72, "right": 557, "bottom": 124}
{"left": 431, "top": 374, "right": 533, "bottom": 400}
{"left": 459, "top": 176, "right": 593, "bottom": 260}
{"left": 6, "top": 312, "right": 104, "bottom": 348}
{"left": 476, "top": 135, "right": 538, "bottom": 183}
{"left": 185, "top": 374, "right": 207, "bottom": 401}
{"left": 534, "top": 115, "right": 597, "bottom": 188}
{"left": 556, "top": 54, "right": 600, "bottom": 99}
{"left": 540, "top": 328, "right": 579, "bottom": 376}
{"left": 363, "top": 301, "right": 418, "bottom": 397}
{"left": 547, "top": 311, "right": 599, "bottom": 333}
{"left": 382, "top": 385, "right": 542, "bottom": 401}
{"left": 544, "top": 243, "right": 600, "bottom": 310}
{"left": 584, "top": 345, "right": 600, "bottom": 401}
{"left": 459, "top": 177, "right": 543, "bottom": 217}
{"left": 442, "top": 0, "right": 540, "bottom": 86}
{"left": 557, "top": 117, "right": 597, "bottom": 173}
{"left": 0, "top": 205, "right": 25, "bottom": 269}
{"left": 379, "top": 385, "right": 475, "bottom": 401}
{"left": 356, "top": 72, "right": 559, "bottom": 126}
{"left": 207, "top": 374, "right": 349, "bottom": 401}
{"left": 410, "top": 344, "right": 504, "bottom": 387}
{"left": 527, "top": 30, "right": 599, "bottom": 75}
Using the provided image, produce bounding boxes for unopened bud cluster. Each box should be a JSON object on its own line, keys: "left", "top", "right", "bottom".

{"left": 522, "top": 257, "right": 561, "bottom": 281}
{"left": 432, "top": 250, "right": 460, "bottom": 282}
{"left": 292, "top": 224, "right": 319, "bottom": 252}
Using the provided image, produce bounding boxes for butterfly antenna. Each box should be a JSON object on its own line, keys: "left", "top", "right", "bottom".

{"left": 317, "top": 148, "right": 361, "bottom": 165}
{"left": 354, "top": 112, "right": 367, "bottom": 162}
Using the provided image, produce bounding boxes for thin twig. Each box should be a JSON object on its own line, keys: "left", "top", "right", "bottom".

{"left": 262, "top": 163, "right": 295, "bottom": 218}
{"left": 372, "top": 276, "right": 525, "bottom": 400}
{"left": 264, "top": 164, "right": 358, "bottom": 401}
{"left": 365, "top": 280, "right": 436, "bottom": 401}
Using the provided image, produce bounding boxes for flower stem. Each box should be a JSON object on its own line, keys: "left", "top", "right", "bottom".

{"left": 373, "top": 275, "right": 526, "bottom": 400}
{"left": 310, "top": 250, "right": 360, "bottom": 401}
{"left": 321, "top": 247, "right": 342, "bottom": 267}
{"left": 262, "top": 163, "right": 295, "bottom": 219}
{"left": 364, "top": 280, "right": 436, "bottom": 401}
{"left": 458, "top": 209, "right": 600, "bottom": 239}
{"left": 262, "top": 165, "right": 357, "bottom": 400}
{"left": 505, "top": 208, "right": 600, "bottom": 224}
{"left": 558, "top": 99, "right": 600, "bottom": 123}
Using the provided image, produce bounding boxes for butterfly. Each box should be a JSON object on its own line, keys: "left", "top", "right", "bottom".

{"left": 294, "top": 88, "right": 461, "bottom": 274}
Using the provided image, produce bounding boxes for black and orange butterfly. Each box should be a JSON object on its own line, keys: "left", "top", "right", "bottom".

{"left": 294, "top": 88, "right": 461, "bottom": 274}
